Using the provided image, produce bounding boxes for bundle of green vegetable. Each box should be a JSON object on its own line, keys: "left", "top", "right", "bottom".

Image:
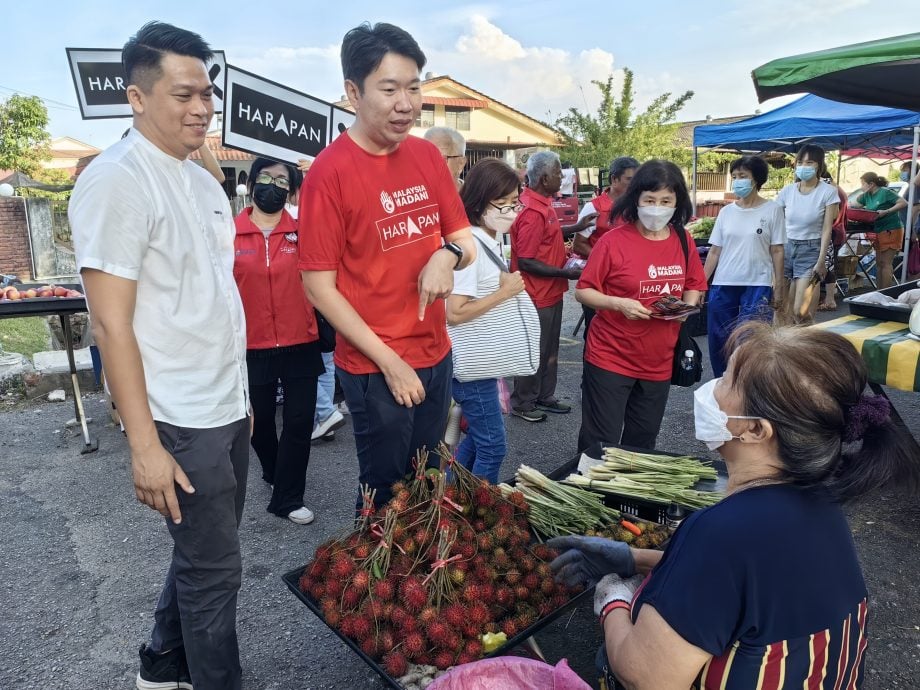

{"left": 562, "top": 448, "right": 723, "bottom": 510}
{"left": 687, "top": 216, "right": 716, "bottom": 241}
{"left": 500, "top": 465, "right": 622, "bottom": 537}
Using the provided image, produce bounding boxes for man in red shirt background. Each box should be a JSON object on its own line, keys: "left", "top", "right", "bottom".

{"left": 298, "top": 22, "right": 475, "bottom": 508}
{"left": 510, "top": 151, "right": 589, "bottom": 422}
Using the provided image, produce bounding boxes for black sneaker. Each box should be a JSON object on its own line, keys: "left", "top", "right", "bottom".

{"left": 511, "top": 408, "right": 547, "bottom": 423}
{"left": 136, "top": 643, "right": 193, "bottom": 690}
{"left": 535, "top": 400, "right": 572, "bottom": 414}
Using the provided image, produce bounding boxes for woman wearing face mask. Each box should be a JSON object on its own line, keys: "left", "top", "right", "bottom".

{"left": 575, "top": 160, "right": 707, "bottom": 453}
{"left": 850, "top": 172, "right": 907, "bottom": 289}
{"left": 703, "top": 156, "right": 785, "bottom": 377}
{"left": 548, "top": 323, "right": 920, "bottom": 689}
{"left": 445, "top": 159, "right": 527, "bottom": 483}
{"left": 233, "top": 157, "right": 323, "bottom": 525}
{"left": 775, "top": 145, "right": 839, "bottom": 325}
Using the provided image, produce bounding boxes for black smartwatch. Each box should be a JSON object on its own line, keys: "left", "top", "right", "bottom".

{"left": 441, "top": 241, "right": 464, "bottom": 269}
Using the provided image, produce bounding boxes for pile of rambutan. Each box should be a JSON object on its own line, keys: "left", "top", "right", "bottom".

{"left": 298, "top": 447, "right": 580, "bottom": 677}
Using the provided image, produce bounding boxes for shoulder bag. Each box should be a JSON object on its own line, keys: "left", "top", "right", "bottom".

{"left": 448, "top": 235, "right": 541, "bottom": 382}
{"left": 671, "top": 224, "right": 704, "bottom": 387}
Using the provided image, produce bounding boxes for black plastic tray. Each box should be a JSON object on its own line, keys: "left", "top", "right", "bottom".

{"left": 844, "top": 280, "right": 919, "bottom": 324}
{"left": 0, "top": 283, "right": 86, "bottom": 319}
{"left": 550, "top": 445, "right": 727, "bottom": 524}
{"left": 282, "top": 564, "right": 592, "bottom": 690}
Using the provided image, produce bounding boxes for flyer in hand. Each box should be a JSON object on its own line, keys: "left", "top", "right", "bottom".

{"left": 649, "top": 295, "right": 700, "bottom": 320}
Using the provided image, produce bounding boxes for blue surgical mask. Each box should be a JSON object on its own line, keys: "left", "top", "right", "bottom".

{"left": 901, "top": 171, "right": 911, "bottom": 182}
{"left": 732, "top": 179, "right": 754, "bottom": 198}
{"left": 796, "top": 166, "right": 816, "bottom": 182}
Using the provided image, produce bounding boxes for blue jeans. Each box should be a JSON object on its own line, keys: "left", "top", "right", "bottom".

{"left": 314, "top": 351, "right": 336, "bottom": 425}
{"left": 707, "top": 284, "right": 773, "bottom": 377}
{"left": 451, "top": 377, "right": 507, "bottom": 484}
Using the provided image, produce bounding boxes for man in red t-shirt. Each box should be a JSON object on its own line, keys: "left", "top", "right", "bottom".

{"left": 298, "top": 23, "right": 475, "bottom": 508}
{"left": 509, "top": 151, "right": 590, "bottom": 422}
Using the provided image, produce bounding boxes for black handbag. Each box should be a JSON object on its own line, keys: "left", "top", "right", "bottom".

{"left": 315, "top": 309, "right": 336, "bottom": 353}
{"left": 670, "top": 225, "right": 703, "bottom": 387}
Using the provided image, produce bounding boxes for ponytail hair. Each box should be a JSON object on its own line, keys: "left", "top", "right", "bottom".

{"left": 859, "top": 172, "right": 888, "bottom": 188}
{"left": 726, "top": 322, "right": 920, "bottom": 502}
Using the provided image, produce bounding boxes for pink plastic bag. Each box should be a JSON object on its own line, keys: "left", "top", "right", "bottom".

{"left": 428, "top": 658, "right": 591, "bottom": 690}
{"left": 497, "top": 378, "right": 512, "bottom": 415}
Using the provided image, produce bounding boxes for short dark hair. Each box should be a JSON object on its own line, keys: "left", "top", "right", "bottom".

{"left": 795, "top": 144, "right": 829, "bottom": 180}
{"left": 340, "top": 22, "right": 426, "bottom": 92}
{"left": 727, "top": 322, "right": 920, "bottom": 502}
{"left": 123, "top": 21, "right": 213, "bottom": 92}
{"left": 460, "top": 159, "right": 521, "bottom": 227}
{"left": 247, "top": 157, "right": 301, "bottom": 200}
{"left": 610, "top": 159, "right": 693, "bottom": 228}
{"left": 730, "top": 155, "right": 770, "bottom": 190}
{"left": 609, "top": 156, "right": 639, "bottom": 180}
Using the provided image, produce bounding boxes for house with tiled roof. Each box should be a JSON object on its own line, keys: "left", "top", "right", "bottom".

{"left": 335, "top": 74, "right": 561, "bottom": 170}
{"left": 189, "top": 134, "right": 256, "bottom": 198}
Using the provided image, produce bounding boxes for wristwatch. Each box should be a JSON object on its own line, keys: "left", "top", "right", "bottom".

{"left": 441, "top": 241, "right": 464, "bottom": 269}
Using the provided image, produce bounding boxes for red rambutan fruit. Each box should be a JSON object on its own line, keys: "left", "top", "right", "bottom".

{"left": 473, "top": 519, "right": 487, "bottom": 532}
{"left": 463, "top": 638, "right": 484, "bottom": 658}
{"left": 495, "top": 586, "right": 514, "bottom": 607}
{"left": 389, "top": 605, "right": 409, "bottom": 627}
{"left": 351, "top": 611, "right": 374, "bottom": 642}
{"left": 330, "top": 554, "right": 355, "bottom": 580}
{"left": 531, "top": 544, "right": 557, "bottom": 561}
{"left": 401, "top": 585, "right": 428, "bottom": 612}
{"left": 433, "top": 650, "right": 456, "bottom": 670}
{"left": 339, "top": 613, "right": 357, "bottom": 637}
{"left": 514, "top": 585, "right": 530, "bottom": 601}
{"left": 382, "top": 651, "right": 408, "bottom": 678}
{"left": 457, "top": 652, "right": 478, "bottom": 665}
{"left": 492, "top": 523, "right": 512, "bottom": 544}
{"left": 324, "top": 577, "right": 346, "bottom": 598}
{"left": 500, "top": 618, "right": 519, "bottom": 638}
{"left": 378, "top": 627, "right": 396, "bottom": 654}
{"left": 324, "top": 609, "right": 342, "bottom": 628}
{"left": 353, "top": 542, "right": 371, "bottom": 560}
{"left": 448, "top": 567, "right": 466, "bottom": 586}
{"left": 522, "top": 573, "right": 540, "bottom": 591}
{"left": 368, "top": 598, "right": 388, "bottom": 620}
{"left": 467, "top": 602, "right": 491, "bottom": 627}
{"left": 341, "top": 585, "right": 363, "bottom": 610}
{"left": 460, "top": 583, "right": 480, "bottom": 603}
{"left": 457, "top": 542, "right": 476, "bottom": 560}
{"left": 372, "top": 578, "right": 395, "bottom": 602}
{"left": 477, "top": 583, "right": 495, "bottom": 601}
{"left": 360, "top": 636, "right": 379, "bottom": 658}
{"left": 535, "top": 562, "right": 553, "bottom": 578}
{"left": 306, "top": 559, "right": 326, "bottom": 578}
{"left": 462, "top": 621, "right": 479, "bottom": 638}
{"left": 443, "top": 603, "right": 466, "bottom": 628}
{"left": 473, "top": 481, "right": 496, "bottom": 507}
{"left": 314, "top": 542, "right": 335, "bottom": 562}
{"left": 504, "top": 571, "right": 522, "bottom": 586}
{"left": 540, "top": 578, "right": 556, "bottom": 595}
{"left": 426, "top": 620, "right": 452, "bottom": 646}
{"left": 475, "top": 533, "right": 493, "bottom": 553}
{"left": 307, "top": 580, "right": 325, "bottom": 600}
{"left": 418, "top": 605, "right": 439, "bottom": 627}
{"left": 403, "top": 631, "right": 426, "bottom": 659}
{"left": 496, "top": 503, "right": 515, "bottom": 521}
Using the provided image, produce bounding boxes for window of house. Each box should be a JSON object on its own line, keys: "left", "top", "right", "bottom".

{"left": 415, "top": 106, "right": 435, "bottom": 128}
{"left": 445, "top": 107, "right": 471, "bottom": 131}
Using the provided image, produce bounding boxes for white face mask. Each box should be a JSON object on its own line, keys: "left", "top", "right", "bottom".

{"left": 637, "top": 205, "right": 675, "bottom": 232}
{"left": 483, "top": 207, "right": 518, "bottom": 235}
{"left": 693, "top": 378, "right": 761, "bottom": 451}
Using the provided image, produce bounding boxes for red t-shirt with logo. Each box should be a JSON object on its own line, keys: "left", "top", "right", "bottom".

{"left": 297, "top": 133, "right": 468, "bottom": 375}
{"left": 589, "top": 192, "right": 615, "bottom": 247}
{"left": 511, "top": 187, "right": 567, "bottom": 308}
{"left": 577, "top": 222, "right": 707, "bottom": 381}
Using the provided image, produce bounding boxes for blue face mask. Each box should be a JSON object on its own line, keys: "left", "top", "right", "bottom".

{"left": 796, "top": 166, "right": 816, "bottom": 182}
{"left": 901, "top": 171, "right": 911, "bottom": 182}
{"left": 732, "top": 179, "right": 754, "bottom": 198}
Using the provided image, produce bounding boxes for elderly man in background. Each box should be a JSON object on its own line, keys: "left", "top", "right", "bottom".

{"left": 425, "top": 126, "right": 467, "bottom": 191}
{"left": 510, "top": 150, "right": 592, "bottom": 422}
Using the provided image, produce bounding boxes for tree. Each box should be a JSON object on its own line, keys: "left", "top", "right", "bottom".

{"left": 0, "top": 94, "right": 51, "bottom": 176}
{"left": 555, "top": 69, "right": 694, "bottom": 169}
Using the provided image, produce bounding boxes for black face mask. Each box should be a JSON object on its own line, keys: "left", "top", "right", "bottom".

{"left": 252, "top": 183, "right": 288, "bottom": 214}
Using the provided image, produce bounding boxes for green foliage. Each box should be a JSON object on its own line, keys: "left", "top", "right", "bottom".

{"left": 20, "top": 168, "right": 73, "bottom": 201}
{"left": 696, "top": 151, "right": 735, "bottom": 172}
{"left": 0, "top": 95, "right": 52, "bottom": 176}
{"left": 555, "top": 70, "right": 694, "bottom": 170}
{"left": 0, "top": 317, "right": 49, "bottom": 358}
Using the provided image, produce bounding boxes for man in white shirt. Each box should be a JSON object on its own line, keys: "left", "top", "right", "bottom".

{"left": 69, "top": 22, "right": 249, "bottom": 690}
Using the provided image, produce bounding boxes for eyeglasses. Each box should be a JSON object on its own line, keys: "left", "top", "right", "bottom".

{"left": 255, "top": 172, "right": 291, "bottom": 190}
{"left": 490, "top": 201, "right": 524, "bottom": 215}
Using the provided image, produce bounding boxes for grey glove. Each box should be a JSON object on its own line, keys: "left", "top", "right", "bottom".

{"left": 546, "top": 535, "right": 636, "bottom": 588}
{"left": 593, "top": 573, "right": 645, "bottom": 616}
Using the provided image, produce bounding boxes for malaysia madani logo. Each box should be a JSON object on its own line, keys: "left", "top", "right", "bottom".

{"left": 284, "top": 232, "right": 298, "bottom": 244}
{"left": 648, "top": 264, "right": 658, "bottom": 279}
{"left": 380, "top": 190, "right": 396, "bottom": 214}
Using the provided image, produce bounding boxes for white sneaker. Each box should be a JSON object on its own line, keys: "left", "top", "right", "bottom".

{"left": 311, "top": 409, "right": 345, "bottom": 440}
{"left": 288, "top": 507, "right": 315, "bottom": 524}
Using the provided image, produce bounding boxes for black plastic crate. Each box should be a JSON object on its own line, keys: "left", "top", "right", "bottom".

{"left": 281, "top": 565, "right": 592, "bottom": 690}
{"left": 844, "top": 279, "right": 919, "bottom": 324}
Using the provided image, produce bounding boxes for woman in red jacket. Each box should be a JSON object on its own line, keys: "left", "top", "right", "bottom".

{"left": 234, "top": 158, "right": 323, "bottom": 525}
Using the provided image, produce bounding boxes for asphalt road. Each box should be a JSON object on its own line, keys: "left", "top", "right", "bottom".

{"left": 1, "top": 294, "right": 918, "bottom": 689}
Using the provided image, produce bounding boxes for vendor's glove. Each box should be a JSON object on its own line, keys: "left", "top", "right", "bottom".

{"left": 546, "top": 535, "right": 636, "bottom": 589}
{"left": 593, "top": 573, "right": 645, "bottom": 617}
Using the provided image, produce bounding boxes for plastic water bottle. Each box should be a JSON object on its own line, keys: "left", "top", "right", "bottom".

{"left": 680, "top": 349, "right": 695, "bottom": 372}
{"left": 444, "top": 403, "right": 462, "bottom": 449}
{"left": 666, "top": 502, "right": 686, "bottom": 529}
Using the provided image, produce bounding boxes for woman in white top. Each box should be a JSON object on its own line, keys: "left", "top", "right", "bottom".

{"left": 446, "top": 159, "right": 527, "bottom": 483}
{"left": 703, "top": 156, "right": 785, "bottom": 376}
{"left": 775, "top": 145, "right": 840, "bottom": 325}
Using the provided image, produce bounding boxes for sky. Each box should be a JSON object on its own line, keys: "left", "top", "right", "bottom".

{"left": 3, "top": 0, "right": 919, "bottom": 150}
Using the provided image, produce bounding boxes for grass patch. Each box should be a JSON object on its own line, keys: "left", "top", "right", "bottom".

{"left": 0, "top": 317, "right": 50, "bottom": 358}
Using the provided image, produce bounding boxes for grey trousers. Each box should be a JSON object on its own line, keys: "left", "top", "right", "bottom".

{"left": 512, "top": 301, "right": 562, "bottom": 411}
{"left": 150, "top": 417, "right": 250, "bottom": 690}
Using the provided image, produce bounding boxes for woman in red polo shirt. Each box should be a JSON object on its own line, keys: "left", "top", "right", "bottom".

{"left": 234, "top": 158, "right": 324, "bottom": 525}
{"left": 575, "top": 160, "right": 706, "bottom": 452}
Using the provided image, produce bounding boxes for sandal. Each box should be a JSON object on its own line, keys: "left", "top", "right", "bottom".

{"left": 818, "top": 303, "right": 836, "bottom": 311}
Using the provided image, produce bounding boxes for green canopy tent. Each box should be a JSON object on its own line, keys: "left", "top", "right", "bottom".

{"left": 752, "top": 33, "right": 920, "bottom": 283}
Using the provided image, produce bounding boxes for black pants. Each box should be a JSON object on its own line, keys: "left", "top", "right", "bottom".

{"left": 151, "top": 417, "right": 250, "bottom": 690}
{"left": 577, "top": 361, "right": 671, "bottom": 453}
{"left": 582, "top": 304, "right": 596, "bottom": 342}
{"left": 512, "top": 301, "right": 563, "bottom": 412}
{"left": 338, "top": 354, "right": 452, "bottom": 509}
{"left": 247, "top": 344, "right": 323, "bottom": 516}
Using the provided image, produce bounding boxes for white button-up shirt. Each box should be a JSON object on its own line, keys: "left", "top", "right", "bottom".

{"left": 70, "top": 129, "right": 248, "bottom": 428}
